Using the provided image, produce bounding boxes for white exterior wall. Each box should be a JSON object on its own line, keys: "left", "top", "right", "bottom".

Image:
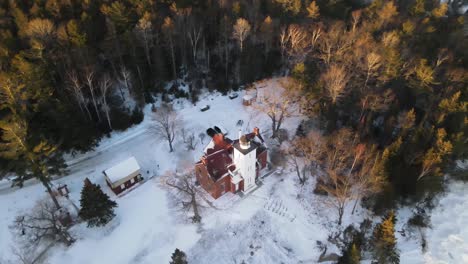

{"left": 233, "top": 148, "right": 257, "bottom": 191}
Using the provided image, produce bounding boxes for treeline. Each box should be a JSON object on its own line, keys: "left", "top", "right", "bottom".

{"left": 0, "top": 0, "right": 465, "bottom": 206}
{"left": 0, "top": 0, "right": 315, "bottom": 185}
{"left": 288, "top": 0, "right": 467, "bottom": 213}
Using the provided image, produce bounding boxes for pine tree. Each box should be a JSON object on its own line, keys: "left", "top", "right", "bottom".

{"left": 348, "top": 243, "right": 361, "bottom": 264}
{"left": 170, "top": 248, "right": 188, "bottom": 264}
{"left": 371, "top": 211, "right": 399, "bottom": 264}
{"left": 306, "top": 1, "right": 320, "bottom": 19}
{"left": 79, "top": 178, "right": 117, "bottom": 227}
{"left": 338, "top": 242, "right": 361, "bottom": 264}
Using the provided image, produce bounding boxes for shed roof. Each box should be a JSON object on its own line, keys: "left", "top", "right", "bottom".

{"left": 243, "top": 94, "right": 253, "bottom": 100}
{"left": 104, "top": 157, "right": 140, "bottom": 184}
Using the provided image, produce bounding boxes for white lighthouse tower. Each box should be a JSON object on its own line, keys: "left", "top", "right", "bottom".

{"left": 233, "top": 133, "right": 257, "bottom": 193}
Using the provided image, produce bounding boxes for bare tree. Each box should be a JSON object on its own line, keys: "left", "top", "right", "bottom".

{"left": 253, "top": 79, "right": 296, "bottom": 138}
{"left": 119, "top": 66, "right": 132, "bottom": 97}
{"left": 351, "top": 145, "right": 386, "bottom": 214}
{"left": 84, "top": 68, "right": 101, "bottom": 121}
{"left": 162, "top": 17, "right": 177, "bottom": 80}
{"left": 317, "top": 22, "right": 353, "bottom": 66}
{"left": 184, "top": 130, "right": 197, "bottom": 151}
{"left": 180, "top": 128, "right": 197, "bottom": 150}
{"left": 99, "top": 74, "right": 113, "bottom": 130}
{"left": 279, "top": 27, "right": 288, "bottom": 63}
{"left": 296, "top": 131, "right": 326, "bottom": 165}
{"left": 161, "top": 170, "right": 204, "bottom": 223}
{"left": 314, "top": 129, "right": 358, "bottom": 225}
{"left": 135, "top": 12, "right": 154, "bottom": 68}
{"left": 279, "top": 24, "right": 310, "bottom": 67}
{"left": 286, "top": 145, "right": 308, "bottom": 185}
{"left": 286, "top": 24, "right": 308, "bottom": 65}
{"left": 364, "top": 52, "right": 382, "bottom": 90}
{"left": 233, "top": 18, "right": 251, "bottom": 52}
{"left": 13, "top": 198, "right": 75, "bottom": 247}
{"left": 66, "top": 70, "right": 92, "bottom": 120}
{"left": 351, "top": 10, "right": 362, "bottom": 33}
{"left": 152, "top": 105, "right": 180, "bottom": 152}
{"left": 198, "top": 132, "right": 206, "bottom": 145}
{"left": 318, "top": 168, "right": 355, "bottom": 226}
{"left": 310, "top": 27, "right": 321, "bottom": 49}
{"left": 25, "top": 18, "right": 56, "bottom": 47}
{"left": 187, "top": 21, "right": 202, "bottom": 64}
{"left": 321, "top": 64, "right": 349, "bottom": 104}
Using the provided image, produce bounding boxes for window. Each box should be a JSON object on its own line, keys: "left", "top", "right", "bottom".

{"left": 120, "top": 184, "right": 125, "bottom": 190}
{"left": 130, "top": 178, "right": 135, "bottom": 184}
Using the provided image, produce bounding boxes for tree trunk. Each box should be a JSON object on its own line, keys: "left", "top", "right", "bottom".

{"left": 271, "top": 118, "right": 277, "bottom": 138}
{"left": 348, "top": 156, "right": 359, "bottom": 176}
{"left": 351, "top": 196, "right": 360, "bottom": 215}
{"left": 89, "top": 89, "right": 101, "bottom": 122}
{"left": 104, "top": 106, "right": 112, "bottom": 130}
{"left": 191, "top": 193, "right": 201, "bottom": 223}
{"left": 168, "top": 137, "right": 174, "bottom": 152}
{"left": 293, "top": 159, "right": 304, "bottom": 185}
{"left": 170, "top": 38, "right": 177, "bottom": 80}
{"left": 83, "top": 103, "right": 92, "bottom": 121}
{"left": 144, "top": 34, "right": 152, "bottom": 68}
{"left": 44, "top": 182, "right": 61, "bottom": 210}
{"left": 338, "top": 206, "right": 344, "bottom": 225}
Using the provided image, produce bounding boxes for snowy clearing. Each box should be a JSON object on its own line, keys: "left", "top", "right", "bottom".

{"left": 0, "top": 78, "right": 466, "bottom": 264}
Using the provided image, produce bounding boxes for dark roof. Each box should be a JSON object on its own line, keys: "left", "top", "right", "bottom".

{"left": 205, "top": 149, "right": 235, "bottom": 181}
{"left": 232, "top": 140, "right": 259, "bottom": 155}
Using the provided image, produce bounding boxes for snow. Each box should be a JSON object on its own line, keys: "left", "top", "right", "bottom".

{"left": 104, "top": 156, "right": 140, "bottom": 184}
{"left": 0, "top": 77, "right": 467, "bottom": 264}
{"left": 48, "top": 181, "right": 200, "bottom": 264}
{"left": 229, "top": 171, "right": 243, "bottom": 184}
{"left": 396, "top": 179, "right": 468, "bottom": 264}
{"left": 243, "top": 94, "right": 253, "bottom": 100}
{"left": 423, "top": 181, "right": 468, "bottom": 264}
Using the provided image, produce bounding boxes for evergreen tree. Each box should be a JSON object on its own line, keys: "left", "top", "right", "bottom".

{"left": 338, "top": 241, "right": 361, "bottom": 264}
{"left": 348, "top": 243, "right": 361, "bottom": 264}
{"left": 170, "top": 248, "right": 188, "bottom": 264}
{"left": 371, "top": 211, "right": 399, "bottom": 264}
{"left": 79, "top": 178, "right": 117, "bottom": 227}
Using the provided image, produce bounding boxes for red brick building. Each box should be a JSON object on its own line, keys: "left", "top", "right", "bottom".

{"left": 195, "top": 127, "right": 268, "bottom": 199}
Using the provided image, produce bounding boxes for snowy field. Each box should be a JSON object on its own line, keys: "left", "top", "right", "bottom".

{"left": 0, "top": 78, "right": 467, "bottom": 264}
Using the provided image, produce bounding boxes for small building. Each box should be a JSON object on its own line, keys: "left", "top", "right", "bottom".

{"left": 57, "top": 184, "right": 70, "bottom": 197}
{"left": 195, "top": 127, "right": 268, "bottom": 199}
{"left": 242, "top": 95, "right": 254, "bottom": 106}
{"left": 103, "top": 157, "right": 143, "bottom": 195}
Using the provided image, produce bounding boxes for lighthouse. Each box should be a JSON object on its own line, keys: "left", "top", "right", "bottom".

{"left": 233, "top": 133, "right": 258, "bottom": 193}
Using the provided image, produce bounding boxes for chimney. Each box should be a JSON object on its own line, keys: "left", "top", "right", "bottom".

{"left": 253, "top": 127, "right": 265, "bottom": 143}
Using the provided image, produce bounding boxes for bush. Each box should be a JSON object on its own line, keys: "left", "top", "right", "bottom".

{"left": 131, "top": 107, "right": 144, "bottom": 124}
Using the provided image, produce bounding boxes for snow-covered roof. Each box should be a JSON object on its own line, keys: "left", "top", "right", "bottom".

{"left": 104, "top": 157, "right": 140, "bottom": 183}
{"left": 203, "top": 140, "right": 215, "bottom": 153}
{"left": 243, "top": 94, "right": 253, "bottom": 100}
{"left": 230, "top": 171, "right": 243, "bottom": 184}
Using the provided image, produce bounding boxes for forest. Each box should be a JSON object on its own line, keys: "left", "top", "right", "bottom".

{"left": 0, "top": 0, "right": 466, "bottom": 244}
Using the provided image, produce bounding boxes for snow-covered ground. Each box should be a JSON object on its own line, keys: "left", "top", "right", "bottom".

{"left": 397, "top": 179, "right": 468, "bottom": 264}
{"left": 0, "top": 78, "right": 467, "bottom": 264}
